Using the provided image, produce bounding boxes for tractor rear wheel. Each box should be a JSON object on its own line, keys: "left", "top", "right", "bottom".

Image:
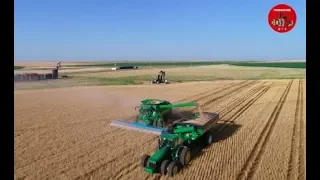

{"left": 178, "top": 146, "right": 191, "bottom": 166}
{"left": 160, "top": 160, "right": 170, "bottom": 175}
{"left": 141, "top": 154, "right": 150, "bottom": 168}
{"left": 167, "top": 161, "right": 179, "bottom": 177}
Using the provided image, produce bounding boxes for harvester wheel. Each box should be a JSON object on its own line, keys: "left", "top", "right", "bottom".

{"left": 178, "top": 146, "right": 191, "bottom": 166}
{"left": 160, "top": 160, "right": 170, "bottom": 175}
{"left": 205, "top": 133, "right": 213, "bottom": 146}
{"left": 167, "top": 161, "right": 179, "bottom": 177}
{"left": 141, "top": 154, "right": 150, "bottom": 168}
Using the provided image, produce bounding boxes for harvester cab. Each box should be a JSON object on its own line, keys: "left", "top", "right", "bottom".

{"left": 110, "top": 99, "right": 199, "bottom": 135}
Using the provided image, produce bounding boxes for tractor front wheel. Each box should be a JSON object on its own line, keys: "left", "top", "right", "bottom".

{"left": 141, "top": 154, "right": 150, "bottom": 168}
{"left": 167, "top": 161, "right": 179, "bottom": 177}
{"left": 160, "top": 160, "right": 170, "bottom": 175}
{"left": 178, "top": 146, "right": 191, "bottom": 166}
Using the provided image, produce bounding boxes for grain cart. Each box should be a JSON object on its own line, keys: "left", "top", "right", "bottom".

{"left": 110, "top": 99, "right": 198, "bottom": 135}
{"left": 141, "top": 112, "right": 219, "bottom": 177}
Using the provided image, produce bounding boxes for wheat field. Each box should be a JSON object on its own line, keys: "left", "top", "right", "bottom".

{"left": 14, "top": 79, "right": 305, "bottom": 180}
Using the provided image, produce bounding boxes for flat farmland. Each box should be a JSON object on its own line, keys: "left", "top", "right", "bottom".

{"left": 14, "top": 79, "right": 305, "bottom": 180}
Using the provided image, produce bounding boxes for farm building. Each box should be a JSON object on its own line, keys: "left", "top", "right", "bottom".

{"left": 14, "top": 69, "right": 59, "bottom": 82}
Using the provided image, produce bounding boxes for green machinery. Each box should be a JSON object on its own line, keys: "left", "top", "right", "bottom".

{"left": 141, "top": 112, "right": 219, "bottom": 177}
{"left": 136, "top": 99, "right": 198, "bottom": 127}
{"left": 110, "top": 99, "right": 199, "bottom": 135}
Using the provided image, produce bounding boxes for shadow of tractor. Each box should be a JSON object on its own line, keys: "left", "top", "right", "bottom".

{"left": 189, "top": 122, "right": 242, "bottom": 162}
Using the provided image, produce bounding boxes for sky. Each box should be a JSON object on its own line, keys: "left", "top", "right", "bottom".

{"left": 14, "top": 0, "right": 306, "bottom": 61}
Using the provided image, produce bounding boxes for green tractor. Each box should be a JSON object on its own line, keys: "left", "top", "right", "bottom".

{"left": 136, "top": 99, "right": 198, "bottom": 127}
{"left": 141, "top": 112, "right": 220, "bottom": 177}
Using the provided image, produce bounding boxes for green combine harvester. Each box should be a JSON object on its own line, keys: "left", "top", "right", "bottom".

{"left": 110, "top": 99, "right": 198, "bottom": 135}
{"left": 141, "top": 112, "right": 219, "bottom": 177}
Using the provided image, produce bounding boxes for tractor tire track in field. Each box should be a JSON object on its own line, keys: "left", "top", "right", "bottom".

{"left": 198, "top": 81, "right": 258, "bottom": 109}
{"left": 176, "top": 81, "right": 249, "bottom": 103}
{"left": 187, "top": 80, "right": 257, "bottom": 112}
{"left": 188, "top": 81, "right": 250, "bottom": 103}
{"left": 217, "top": 81, "right": 268, "bottom": 118}
{"left": 213, "top": 83, "right": 272, "bottom": 137}
{"left": 287, "top": 80, "right": 304, "bottom": 180}
{"left": 236, "top": 80, "right": 293, "bottom": 180}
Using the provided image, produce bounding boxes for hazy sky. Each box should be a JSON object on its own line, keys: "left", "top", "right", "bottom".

{"left": 14, "top": 0, "right": 306, "bottom": 61}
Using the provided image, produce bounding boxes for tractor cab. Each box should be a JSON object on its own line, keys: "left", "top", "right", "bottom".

{"left": 159, "top": 132, "right": 181, "bottom": 148}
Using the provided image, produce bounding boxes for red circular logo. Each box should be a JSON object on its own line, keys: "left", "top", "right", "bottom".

{"left": 268, "top": 4, "right": 297, "bottom": 33}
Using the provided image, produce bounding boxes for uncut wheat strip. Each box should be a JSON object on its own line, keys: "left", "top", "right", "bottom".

{"left": 177, "top": 81, "right": 281, "bottom": 180}
{"left": 250, "top": 80, "right": 299, "bottom": 180}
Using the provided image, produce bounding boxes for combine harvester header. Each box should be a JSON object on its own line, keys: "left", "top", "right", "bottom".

{"left": 110, "top": 99, "right": 198, "bottom": 135}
